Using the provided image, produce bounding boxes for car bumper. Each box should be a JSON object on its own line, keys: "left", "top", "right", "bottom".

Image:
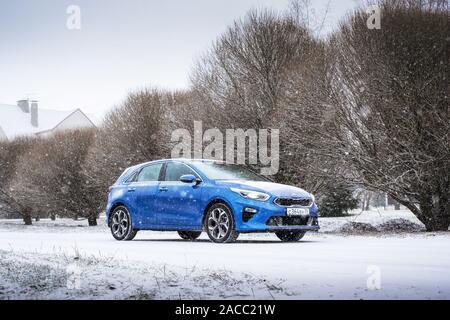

{"left": 266, "top": 225, "right": 320, "bottom": 232}
{"left": 229, "top": 195, "right": 320, "bottom": 233}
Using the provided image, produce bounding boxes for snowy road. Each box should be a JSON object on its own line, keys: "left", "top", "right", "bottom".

{"left": 0, "top": 219, "right": 450, "bottom": 299}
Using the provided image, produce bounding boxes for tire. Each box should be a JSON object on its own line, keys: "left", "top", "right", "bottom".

{"left": 110, "top": 206, "right": 138, "bottom": 241}
{"left": 204, "top": 203, "right": 239, "bottom": 243}
{"left": 275, "top": 231, "right": 306, "bottom": 242}
{"left": 178, "top": 231, "right": 202, "bottom": 240}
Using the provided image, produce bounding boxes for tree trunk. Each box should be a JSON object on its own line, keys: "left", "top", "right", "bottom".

{"left": 364, "top": 194, "right": 371, "bottom": 211}
{"left": 23, "top": 211, "right": 32, "bottom": 225}
{"left": 35, "top": 216, "right": 40, "bottom": 222}
{"left": 50, "top": 214, "right": 56, "bottom": 221}
{"left": 364, "top": 199, "right": 371, "bottom": 211}
{"left": 88, "top": 216, "right": 97, "bottom": 226}
{"left": 384, "top": 193, "right": 388, "bottom": 209}
{"left": 418, "top": 191, "right": 450, "bottom": 231}
{"left": 389, "top": 192, "right": 449, "bottom": 232}
{"left": 419, "top": 210, "right": 450, "bottom": 231}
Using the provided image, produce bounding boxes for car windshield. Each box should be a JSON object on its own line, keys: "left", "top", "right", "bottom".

{"left": 192, "top": 161, "right": 269, "bottom": 181}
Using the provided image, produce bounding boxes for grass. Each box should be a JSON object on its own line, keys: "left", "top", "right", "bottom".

{"left": 0, "top": 248, "right": 288, "bottom": 300}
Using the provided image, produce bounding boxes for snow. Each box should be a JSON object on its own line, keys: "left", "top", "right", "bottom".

{"left": 0, "top": 209, "right": 449, "bottom": 299}
{"left": 319, "top": 207, "right": 427, "bottom": 233}
{"left": 0, "top": 103, "right": 70, "bottom": 139}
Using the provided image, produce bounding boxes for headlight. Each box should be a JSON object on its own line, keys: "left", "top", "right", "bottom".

{"left": 230, "top": 188, "right": 270, "bottom": 202}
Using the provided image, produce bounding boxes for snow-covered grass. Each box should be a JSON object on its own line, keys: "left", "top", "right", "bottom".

{"left": 0, "top": 249, "right": 286, "bottom": 300}
{"left": 0, "top": 208, "right": 449, "bottom": 300}
{"left": 319, "top": 206, "right": 426, "bottom": 233}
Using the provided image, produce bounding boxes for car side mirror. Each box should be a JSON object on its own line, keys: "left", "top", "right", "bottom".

{"left": 180, "top": 174, "right": 198, "bottom": 184}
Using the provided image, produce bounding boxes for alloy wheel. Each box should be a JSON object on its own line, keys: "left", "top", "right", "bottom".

{"left": 205, "top": 203, "right": 239, "bottom": 243}
{"left": 207, "top": 207, "right": 230, "bottom": 240}
{"left": 111, "top": 209, "right": 129, "bottom": 238}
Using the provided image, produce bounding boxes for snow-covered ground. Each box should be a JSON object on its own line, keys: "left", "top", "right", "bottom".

{"left": 0, "top": 208, "right": 449, "bottom": 300}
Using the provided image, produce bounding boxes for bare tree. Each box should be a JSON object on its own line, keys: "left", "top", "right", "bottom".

{"left": 327, "top": 0, "right": 449, "bottom": 230}
{"left": 191, "top": 6, "right": 347, "bottom": 199}
{"left": 288, "top": 0, "right": 331, "bottom": 36}
{"left": 8, "top": 129, "right": 97, "bottom": 225}
{"left": 276, "top": 33, "right": 343, "bottom": 194}
{"left": 0, "top": 137, "right": 36, "bottom": 224}
{"left": 191, "top": 9, "right": 311, "bottom": 130}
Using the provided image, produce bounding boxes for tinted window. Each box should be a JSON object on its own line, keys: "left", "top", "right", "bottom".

{"left": 192, "top": 161, "right": 269, "bottom": 181}
{"left": 125, "top": 171, "right": 139, "bottom": 183}
{"left": 164, "top": 162, "right": 198, "bottom": 181}
{"left": 136, "top": 163, "right": 163, "bottom": 182}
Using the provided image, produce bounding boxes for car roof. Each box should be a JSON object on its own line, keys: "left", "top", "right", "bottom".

{"left": 135, "top": 158, "right": 225, "bottom": 168}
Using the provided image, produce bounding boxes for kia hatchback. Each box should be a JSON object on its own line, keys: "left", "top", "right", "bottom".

{"left": 106, "top": 159, "right": 319, "bottom": 243}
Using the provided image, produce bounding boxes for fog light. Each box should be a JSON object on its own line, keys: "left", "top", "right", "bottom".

{"left": 243, "top": 207, "right": 257, "bottom": 222}
{"left": 308, "top": 217, "right": 319, "bottom": 226}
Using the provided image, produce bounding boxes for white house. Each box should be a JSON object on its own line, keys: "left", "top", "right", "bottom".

{"left": 0, "top": 99, "right": 97, "bottom": 141}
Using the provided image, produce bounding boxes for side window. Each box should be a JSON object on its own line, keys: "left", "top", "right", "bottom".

{"left": 164, "top": 162, "right": 198, "bottom": 181}
{"left": 136, "top": 163, "right": 163, "bottom": 182}
{"left": 125, "top": 171, "right": 139, "bottom": 183}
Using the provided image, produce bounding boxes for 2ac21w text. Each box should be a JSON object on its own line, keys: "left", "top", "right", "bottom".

{"left": 175, "top": 304, "right": 276, "bottom": 317}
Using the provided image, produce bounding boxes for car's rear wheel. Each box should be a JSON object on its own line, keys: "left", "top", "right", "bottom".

{"left": 178, "top": 231, "right": 202, "bottom": 240}
{"left": 205, "top": 203, "right": 239, "bottom": 243}
{"left": 110, "top": 206, "right": 138, "bottom": 241}
{"left": 275, "top": 231, "right": 306, "bottom": 242}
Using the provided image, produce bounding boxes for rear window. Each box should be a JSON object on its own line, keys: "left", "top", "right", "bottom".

{"left": 136, "top": 163, "right": 163, "bottom": 182}
{"left": 116, "top": 166, "right": 138, "bottom": 184}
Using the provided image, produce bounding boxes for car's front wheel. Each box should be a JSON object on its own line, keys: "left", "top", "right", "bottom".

{"left": 205, "top": 203, "right": 239, "bottom": 243}
{"left": 110, "top": 206, "right": 138, "bottom": 241}
{"left": 178, "top": 231, "right": 202, "bottom": 240}
{"left": 275, "top": 231, "right": 305, "bottom": 242}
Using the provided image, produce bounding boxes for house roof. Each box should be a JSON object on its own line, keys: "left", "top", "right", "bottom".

{"left": 0, "top": 103, "right": 98, "bottom": 140}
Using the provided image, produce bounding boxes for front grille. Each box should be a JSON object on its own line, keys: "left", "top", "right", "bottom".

{"left": 267, "top": 216, "right": 310, "bottom": 227}
{"left": 274, "top": 197, "right": 312, "bottom": 207}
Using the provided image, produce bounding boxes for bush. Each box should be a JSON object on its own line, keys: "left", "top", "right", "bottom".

{"left": 7, "top": 130, "right": 97, "bottom": 225}
{"left": 0, "top": 137, "right": 35, "bottom": 224}
{"left": 338, "top": 222, "right": 379, "bottom": 234}
{"left": 378, "top": 219, "right": 426, "bottom": 233}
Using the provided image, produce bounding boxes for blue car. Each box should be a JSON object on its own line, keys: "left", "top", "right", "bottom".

{"left": 106, "top": 159, "right": 319, "bottom": 243}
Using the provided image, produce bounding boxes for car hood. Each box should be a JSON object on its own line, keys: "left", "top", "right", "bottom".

{"left": 216, "top": 180, "right": 312, "bottom": 198}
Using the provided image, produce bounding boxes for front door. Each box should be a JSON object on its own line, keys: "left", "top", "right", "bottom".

{"left": 155, "top": 162, "right": 203, "bottom": 228}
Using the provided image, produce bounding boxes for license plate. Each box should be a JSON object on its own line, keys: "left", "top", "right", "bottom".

{"left": 286, "top": 207, "right": 309, "bottom": 217}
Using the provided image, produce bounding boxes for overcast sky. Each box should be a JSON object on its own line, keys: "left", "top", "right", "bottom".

{"left": 0, "top": 0, "right": 359, "bottom": 117}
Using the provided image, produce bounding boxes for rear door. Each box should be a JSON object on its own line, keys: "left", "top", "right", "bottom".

{"left": 132, "top": 162, "right": 163, "bottom": 227}
{"left": 154, "top": 161, "right": 203, "bottom": 228}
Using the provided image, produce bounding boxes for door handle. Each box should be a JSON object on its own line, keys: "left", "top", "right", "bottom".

{"left": 159, "top": 187, "right": 168, "bottom": 192}
{"left": 127, "top": 188, "right": 136, "bottom": 192}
